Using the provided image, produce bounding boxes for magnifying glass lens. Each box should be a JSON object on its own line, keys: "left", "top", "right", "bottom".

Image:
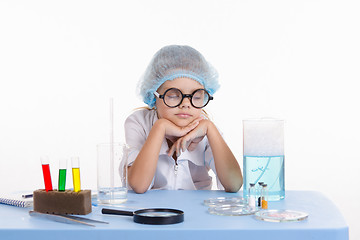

{"left": 137, "top": 211, "right": 179, "bottom": 217}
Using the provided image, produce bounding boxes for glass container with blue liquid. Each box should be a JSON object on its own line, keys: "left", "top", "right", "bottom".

{"left": 243, "top": 119, "right": 285, "bottom": 201}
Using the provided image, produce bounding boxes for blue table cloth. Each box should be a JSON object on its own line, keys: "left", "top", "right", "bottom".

{"left": 0, "top": 190, "right": 349, "bottom": 240}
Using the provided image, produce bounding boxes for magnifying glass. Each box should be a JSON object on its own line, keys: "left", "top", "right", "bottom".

{"left": 101, "top": 208, "right": 184, "bottom": 225}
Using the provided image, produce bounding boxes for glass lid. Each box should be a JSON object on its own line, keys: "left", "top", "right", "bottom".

{"left": 254, "top": 209, "right": 309, "bottom": 222}
{"left": 208, "top": 204, "right": 259, "bottom": 216}
{"left": 204, "top": 197, "right": 247, "bottom": 207}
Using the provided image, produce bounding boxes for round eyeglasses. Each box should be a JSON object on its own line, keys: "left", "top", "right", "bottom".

{"left": 154, "top": 88, "right": 213, "bottom": 109}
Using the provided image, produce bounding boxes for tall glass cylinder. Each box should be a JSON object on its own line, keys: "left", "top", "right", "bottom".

{"left": 97, "top": 142, "right": 128, "bottom": 205}
{"left": 243, "top": 119, "right": 284, "bottom": 201}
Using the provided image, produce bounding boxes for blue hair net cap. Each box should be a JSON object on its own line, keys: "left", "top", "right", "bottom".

{"left": 138, "top": 45, "right": 220, "bottom": 108}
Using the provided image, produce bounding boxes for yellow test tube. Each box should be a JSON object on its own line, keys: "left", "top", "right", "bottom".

{"left": 71, "top": 157, "right": 81, "bottom": 192}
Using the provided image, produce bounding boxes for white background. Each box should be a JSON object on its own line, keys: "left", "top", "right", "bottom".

{"left": 0, "top": 0, "right": 359, "bottom": 238}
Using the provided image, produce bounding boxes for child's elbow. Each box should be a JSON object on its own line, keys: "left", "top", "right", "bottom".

{"left": 128, "top": 178, "right": 149, "bottom": 194}
{"left": 127, "top": 169, "right": 150, "bottom": 194}
{"left": 224, "top": 185, "right": 240, "bottom": 193}
{"left": 225, "top": 177, "right": 243, "bottom": 193}
{"left": 131, "top": 185, "right": 148, "bottom": 194}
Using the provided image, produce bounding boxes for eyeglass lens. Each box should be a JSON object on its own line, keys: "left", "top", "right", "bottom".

{"left": 163, "top": 88, "right": 210, "bottom": 108}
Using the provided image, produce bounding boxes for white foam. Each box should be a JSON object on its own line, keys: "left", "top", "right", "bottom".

{"left": 243, "top": 119, "right": 284, "bottom": 156}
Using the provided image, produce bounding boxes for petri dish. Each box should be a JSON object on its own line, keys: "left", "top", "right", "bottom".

{"left": 204, "top": 197, "right": 247, "bottom": 207}
{"left": 208, "top": 204, "right": 259, "bottom": 216}
{"left": 254, "top": 209, "right": 309, "bottom": 222}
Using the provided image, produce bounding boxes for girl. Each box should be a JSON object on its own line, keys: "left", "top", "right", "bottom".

{"left": 124, "top": 45, "right": 243, "bottom": 193}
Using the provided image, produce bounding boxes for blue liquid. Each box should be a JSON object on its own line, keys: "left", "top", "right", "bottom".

{"left": 243, "top": 155, "right": 285, "bottom": 201}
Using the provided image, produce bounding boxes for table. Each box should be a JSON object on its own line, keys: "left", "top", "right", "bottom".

{"left": 0, "top": 190, "right": 349, "bottom": 240}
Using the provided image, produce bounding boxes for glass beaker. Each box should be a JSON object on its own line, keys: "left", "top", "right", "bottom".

{"left": 97, "top": 142, "right": 128, "bottom": 204}
{"left": 243, "top": 119, "right": 285, "bottom": 201}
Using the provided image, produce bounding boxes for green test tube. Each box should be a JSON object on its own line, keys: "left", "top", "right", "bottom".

{"left": 58, "top": 158, "right": 67, "bottom": 191}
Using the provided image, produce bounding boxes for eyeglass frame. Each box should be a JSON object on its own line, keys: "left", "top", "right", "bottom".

{"left": 154, "top": 88, "right": 214, "bottom": 109}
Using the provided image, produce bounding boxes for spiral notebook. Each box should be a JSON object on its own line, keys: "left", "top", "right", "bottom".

{"left": 0, "top": 194, "right": 33, "bottom": 208}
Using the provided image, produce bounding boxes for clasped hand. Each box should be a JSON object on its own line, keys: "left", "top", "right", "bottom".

{"left": 162, "top": 117, "right": 209, "bottom": 158}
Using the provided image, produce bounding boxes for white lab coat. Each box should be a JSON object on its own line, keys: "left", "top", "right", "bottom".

{"left": 123, "top": 109, "right": 224, "bottom": 190}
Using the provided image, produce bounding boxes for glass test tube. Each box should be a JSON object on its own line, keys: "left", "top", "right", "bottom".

{"left": 248, "top": 183, "right": 256, "bottom": 208}
{"left": 71, "top": 157, "right": 81, "bottom": 192}
{"left": 58, "top": 158, "right": 67, "bottom": 191}
{"left": 41, "top": 156, "right": 53, "bottom": 192}
{"left": 261, "top": 184, "right": 268, "bottom": 209}
{"left": 257, "top": 182, "right": 264, "bottom": 207}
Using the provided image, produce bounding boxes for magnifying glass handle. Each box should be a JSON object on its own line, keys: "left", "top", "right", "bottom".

{"left": 102, "top": 208, "right": 134, "bottom": 216}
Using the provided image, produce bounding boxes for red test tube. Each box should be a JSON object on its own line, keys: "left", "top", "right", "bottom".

{"left": 41, "top": 156, "right": 53, "bottom": 192}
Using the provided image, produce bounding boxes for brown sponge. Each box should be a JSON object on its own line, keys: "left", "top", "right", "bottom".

{"left": 33, "top": 189, "right": 92, "bottom": 215}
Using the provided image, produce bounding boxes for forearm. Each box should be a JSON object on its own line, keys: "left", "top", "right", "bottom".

{"left": 206, "top": 122, "right": 243, "bottom": 192}
{"left": 128, "top": 121, "right": 165, "bottom": 193}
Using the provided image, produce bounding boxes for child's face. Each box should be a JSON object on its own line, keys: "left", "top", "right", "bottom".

{"left": 155, "top": 77, "right": 204, "bottom": 127}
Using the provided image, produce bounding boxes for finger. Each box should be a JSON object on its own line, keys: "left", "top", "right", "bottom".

{"left": 188, "top": 142, "right": 198, "bottom": 151}
{"left": 175, "top": 139, "right": 183, "bottom": 157}
{"left": 178, "top": 117, "right": 203, "bottom": 136}
{"left": 195, "top": 116, "right": 204, "bottom": 122}
{"left": 180, "top": 121, "right": 199, "bottom": 135}
{"left": 187, "top": 117, "right": 203, "bottom": 128}
{"left": 181, "top": 137, "right": 189, "bottom": 152}
{"left": 183, "top": 132, "right": 205, "bottom": 152}
{"left": 168, "top": 138, "right": 184, "bottom": 157}
{"left": 180, "top": 134, "right": 194, "bottom": 152}
{"left": 167, "top": 142, "right": 176, "bottom": 157}
{"left": 189, "top": 119, "right": 201, "bottom": 128}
